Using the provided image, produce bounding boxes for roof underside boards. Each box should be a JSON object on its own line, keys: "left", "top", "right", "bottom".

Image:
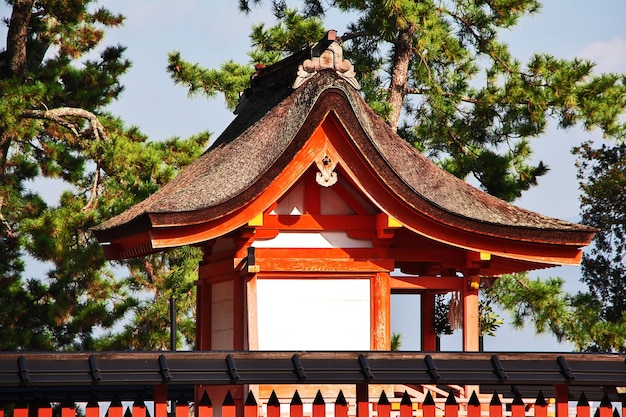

{"left": 93, "top": 68, "right": 594, "bottom": 264}
{"left": 0, "top": 351, "right": 624, "bottom": 402}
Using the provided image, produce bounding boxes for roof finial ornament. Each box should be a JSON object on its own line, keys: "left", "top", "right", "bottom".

{"left": 293, "top": 30, "right": 361, "bottom": 90}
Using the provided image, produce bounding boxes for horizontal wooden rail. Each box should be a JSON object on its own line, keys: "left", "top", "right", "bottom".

{"left": 0, "top": 351, "right": 624, "bottom": 402}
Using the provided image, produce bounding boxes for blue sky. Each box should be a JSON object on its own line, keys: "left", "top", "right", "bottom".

{"left": 5, "top": 1, "right": 626, "bottom": 351}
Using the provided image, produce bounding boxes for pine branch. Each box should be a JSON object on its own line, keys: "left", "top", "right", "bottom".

{"left": 21, "top": 107, "right": 109, "bottom": 142}
{"left": 21, "top": 107, "right": 109, "bottom": 210}
{"left": 405, "top": 87, "right": 479, "bottom": 104}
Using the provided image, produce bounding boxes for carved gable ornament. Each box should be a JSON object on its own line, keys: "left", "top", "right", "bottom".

{"left": 293, "top": 30, "right": 361, "bottom": 90}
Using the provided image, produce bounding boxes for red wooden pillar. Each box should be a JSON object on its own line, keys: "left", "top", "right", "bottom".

{"left": 554, "top": 384, "right": 569, "bottom": 417}
{"left": 371, "top": 272, "right": 391, "bottom": 350}
{"left": 462, "top": 278, "right": 479, "bottom": 352}
{"left": 421, "top": 292, "right": 437, "bottom": 351}
{"left": 196, "top": 277, "right": 211, "bottom": 350}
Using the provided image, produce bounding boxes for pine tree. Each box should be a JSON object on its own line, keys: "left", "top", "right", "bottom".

{"left": 173, "top": 0, "right": 626, "bottom": 202}
{"left": 0, "top": 1, "right": 207, "bottom": 350}
{"left": 169, "top": 1, "right": 626, "bottom": 350}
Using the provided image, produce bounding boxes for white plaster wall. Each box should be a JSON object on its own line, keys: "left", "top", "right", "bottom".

{"left": 211, "top": 280, "right": 234, "bottom": 350}
{"left": 256, "top": 279, "right": 370, "bottom": 350}
{"left": 253, "top": 231, "right": 373, "bottom": 248}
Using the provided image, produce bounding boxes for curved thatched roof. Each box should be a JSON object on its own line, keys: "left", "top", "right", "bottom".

{"left": 93, "top": 44, "right": 595, "bottom": 259}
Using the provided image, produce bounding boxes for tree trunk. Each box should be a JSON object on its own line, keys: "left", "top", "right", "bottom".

{"left": 6, "top": 0, "right": 35, "bottom": 78}
{"left": 387, "top": 27, "right": 414, "bottom": 131}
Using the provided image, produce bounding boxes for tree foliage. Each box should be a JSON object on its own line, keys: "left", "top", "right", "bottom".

{"left": 170, "top": 0, "right": 626, "bottom": 351}
{"left": 572, "top": 142, "right": 626, "bottom": 351}
{"left": 172, "top": 0, "right": 626, "bottom": 202}
{"left": 0, "top": 1, "right": 207, "bottom": 350}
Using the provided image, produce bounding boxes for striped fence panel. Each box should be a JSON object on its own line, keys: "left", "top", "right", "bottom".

{"left": 1, "top": 389, "right": 622, "bottom": 417}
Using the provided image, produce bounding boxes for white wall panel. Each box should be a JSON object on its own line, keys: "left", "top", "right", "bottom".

{"left": 256, "top": 279, "right": 370, "bottom": 350}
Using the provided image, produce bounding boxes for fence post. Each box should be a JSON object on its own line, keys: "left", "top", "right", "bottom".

{"left": 489, "top": 392, "right": 502, "bottom": 417}
{"left": 445, "top": 391, "right": 458, "bottom": 417}
{"left": 510, "top": 392, "right": 525, "bottom": 417}
{"left": 85, "top": 397, "right": 99, "bottom": 417}
{"left": 222, "top": 391, "right": 237, "bottom": 417}
{"left": 467, "top": 391, "right": 480, "bottom": 417}
{"left": 598, "top": 393, "right": 612, "bottom": 417}
{"left": 312, "top": 390, "right": 326, "bottom": 417}
{"left": 61, "top": 397, "right": 76, "bottom": 417}
{"left": 400, "top": 391, "right": 412, "bottom": 417}
{"left": 290, "top": 390, "right": 303, "bottom": 417}
{"left": 197, "top": 391, "right": 213, "bottom": 417}
{"left": 13, "top": 398, "right": 27, "bottom": 417}
{"left": 576, "top": 392, "right": 590, "bottom": 417}
{"left": 176, "top": 395, "right": 190, "bottom": 417}
{"left": 534, "top": 391, "right": 548, "bottom": 417}
{"left": 244, "top": 391, "right": 258, "bottom": 417}
{"left": 37, "top": 401, "right": 52, "bottom": 417}
{"left": 356, "top": 383, "right": 369, "bottom": 417}
{"left": 377, "top": 391, "right": 391, "bottom": 417}
{"left": 267, "top": 391, "right": 280, "bottom": 417}
{"left": 423, "top": 391, "right": 436, "bottom": 417}
{"left": 108, "top": 396, "right": 124, "bottom": 417}
{"left": 133, "top": 397, "right": 147, "bottom": 417}
{"left": 335, "top": 391, "right": 348, "bottom": 417}
{"left": 154, "top": 385, "right": 168, "bottom": 417}
{"left": 554, "top": 384, "right": 569, "bottom": 417}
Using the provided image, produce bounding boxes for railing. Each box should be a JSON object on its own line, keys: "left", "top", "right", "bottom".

{"left": 0, "top": 351, "right": 624, "bottom": 417}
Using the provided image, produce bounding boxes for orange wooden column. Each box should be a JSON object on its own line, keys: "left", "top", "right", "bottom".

{"left": 463, "top": 277, "right": 480, "bottom": 352}
{"left": 371, "top": 272, "right": 391, "bottom": 350}
{"left": 421, "top": 292, "right": 437, "bottom": 351}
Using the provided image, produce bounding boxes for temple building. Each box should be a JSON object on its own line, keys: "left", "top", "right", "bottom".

{"left": 93, "top": 30, "right": 595, "bottom": 405}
